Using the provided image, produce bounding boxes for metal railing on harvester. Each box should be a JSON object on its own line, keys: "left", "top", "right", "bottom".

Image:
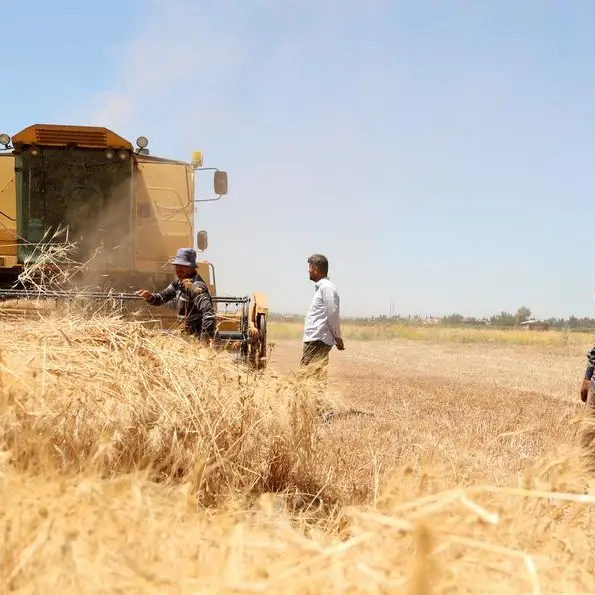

{"left": 0, "top": 288, "right": 252, "bottom": 353}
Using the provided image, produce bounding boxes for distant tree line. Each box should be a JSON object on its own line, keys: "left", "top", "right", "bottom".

{"left": 370, "top": 306, "right": 595, "bottom": 331}
{"left": 270, "top": 306, "right": 595, "bottom": 332}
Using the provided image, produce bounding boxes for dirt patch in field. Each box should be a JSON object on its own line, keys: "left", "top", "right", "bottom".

{"left": 268, "top": 338, "right": 586, "bottom": 502}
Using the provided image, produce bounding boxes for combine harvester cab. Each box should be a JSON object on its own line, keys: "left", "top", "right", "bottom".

{"left": 0, "top": 124, "right": 269, "bottom": 369}
{"left": 0, "top": 142, "right": 18, "bottom": 283}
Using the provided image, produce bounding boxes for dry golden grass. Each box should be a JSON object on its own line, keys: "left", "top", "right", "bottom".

{"left": 0, "top": 310, "right": 342, "bottom": 507}
{"left": 1, "top": 309, "right": 595, "bottom": 592}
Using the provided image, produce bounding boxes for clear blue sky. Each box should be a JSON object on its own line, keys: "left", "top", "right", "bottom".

{"left": 1, "top": 0, "right": 594, "bottom": 319}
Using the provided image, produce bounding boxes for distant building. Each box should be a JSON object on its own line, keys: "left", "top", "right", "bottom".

{"left": 423, "top": 317, "right": 441, "bottom": 325}
{"left": 520, "top": 319, "right": 550, "bottom": 331}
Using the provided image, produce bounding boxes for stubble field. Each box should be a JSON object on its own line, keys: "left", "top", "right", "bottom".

{"left": 1, "top": 313, "right": 595, "bottom": 593}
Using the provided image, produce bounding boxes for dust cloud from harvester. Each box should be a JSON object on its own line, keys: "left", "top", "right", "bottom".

{"left": 17, "top": 146, "right": 138, "bottom": 291}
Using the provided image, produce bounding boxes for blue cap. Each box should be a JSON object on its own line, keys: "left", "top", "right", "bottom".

{"left": 171, "top": 247, "right": 197, "bottom": 268}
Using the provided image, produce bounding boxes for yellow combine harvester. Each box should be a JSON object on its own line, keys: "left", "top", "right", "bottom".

{"left": 0, "top": 123, "right": 268, "bottom": 368}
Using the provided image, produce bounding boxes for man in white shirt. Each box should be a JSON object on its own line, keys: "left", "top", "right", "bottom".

{"left": 301, "top": 253, "right": 345, "bottom": 375}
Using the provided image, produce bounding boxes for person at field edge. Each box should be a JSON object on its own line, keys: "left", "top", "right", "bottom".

{"left": 577, "top": 344, "right": 595, "bottom": 451}
{"left": 580, "top": 345, "right": 595, "bottom": 405}
{"left": 136, "top": 247, "right": 217, "bottom": 344}
{"left": 580, "top": 291, "right": 595, "bottom": 406}
{"left": 300, "top": 253, "right": 344, "bottom": 376}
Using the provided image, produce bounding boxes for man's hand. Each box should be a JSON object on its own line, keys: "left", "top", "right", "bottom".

{"left": 181, "top": 278, "right": 202, "bottom": 296}
{"left": 581, "top": 378, "right": 591, "bottom": 403}
{"left": 136, "top": 289, "right": 153, "bottom": 302}
{"left": 335, "top": 337, "right": 345, "bottom": 351}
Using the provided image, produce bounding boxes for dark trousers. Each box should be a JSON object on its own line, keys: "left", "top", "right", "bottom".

{"left": 183, "top": 317, "right": 216, "bottom": 343}
{"left": 300, "top": 340, "right": 332, "bottom": 378}
{"left": 581, "top": 388, "right": 595, "bottom": 450}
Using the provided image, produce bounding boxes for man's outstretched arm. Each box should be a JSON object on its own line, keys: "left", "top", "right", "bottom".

{"left": 148, "top": 283, "right": 178, "bottom": 306}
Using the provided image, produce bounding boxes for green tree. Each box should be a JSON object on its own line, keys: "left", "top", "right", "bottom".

{"left": 515, "top": 306, "right": 532, "bottom": 325}
{"left": 442, "top": 313, "right": 464, "bottom": 326}
{"left": 490, "top": 311, "right": 516, "bottom": 327}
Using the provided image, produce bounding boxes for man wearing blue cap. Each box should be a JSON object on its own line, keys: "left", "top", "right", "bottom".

{"left": 136, "top": 247, "right": 217, "bottom": 343}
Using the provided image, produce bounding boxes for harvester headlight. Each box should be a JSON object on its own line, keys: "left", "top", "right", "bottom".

{"left": 29, "top": 146, "right": 39, "bottom": 156}
{"left": 0, "top": 133, "right": 10, "bottom": 147}
{"left": 117, "top": 149, "right": 128, "bottom": 160}
{"left": 105, "top": 149, "right": 115, "bottom": 160}
{"left": 136, "top": 136, "right": 148, "bottom": 149}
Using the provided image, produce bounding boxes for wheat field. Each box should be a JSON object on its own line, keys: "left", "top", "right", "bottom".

{"left": 0, "top": 311, "right": 594, "bottom": 593}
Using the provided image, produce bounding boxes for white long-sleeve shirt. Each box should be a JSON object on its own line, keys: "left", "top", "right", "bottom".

{"left": 303, "top": 277, "right": 342, "bottom": 346}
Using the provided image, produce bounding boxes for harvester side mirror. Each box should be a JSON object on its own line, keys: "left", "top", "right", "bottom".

{"left": 214, "top": 170, "right": 228, "bottom": 196}
{"left": 197, "top": 230, "right": 208, "bottom": 252}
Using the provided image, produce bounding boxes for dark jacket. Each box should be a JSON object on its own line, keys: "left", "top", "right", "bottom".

{"left": 585, "top": 344, "right": 595, "bottom": 380}
{"left": 149, "top": 273, "right": 216, "bottom": 339}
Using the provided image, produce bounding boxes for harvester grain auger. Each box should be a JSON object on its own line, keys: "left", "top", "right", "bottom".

{"left": 0, "top": 124, "right": 269, "bottom": 369}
